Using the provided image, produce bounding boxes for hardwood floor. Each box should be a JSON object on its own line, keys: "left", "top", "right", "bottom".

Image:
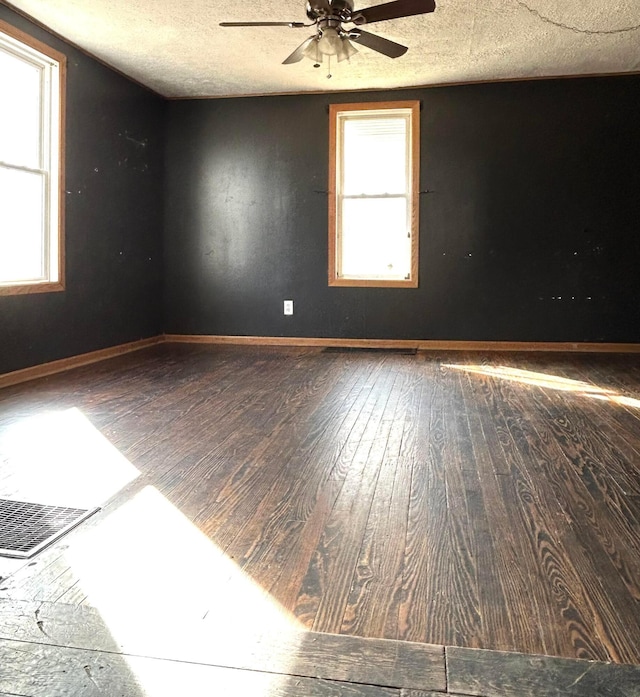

{"left": 1, "top": 344, "right": 640, "bottom": 669}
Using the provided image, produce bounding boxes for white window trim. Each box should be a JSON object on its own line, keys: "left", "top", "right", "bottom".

{"left": 328, "top": 100, "right": 420, "bottom": 288}
{"left": 0, "top": 19, "right": 65, "bottom": 296}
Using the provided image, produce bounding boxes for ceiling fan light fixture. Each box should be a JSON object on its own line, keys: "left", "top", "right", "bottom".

{"left": 302, "top": 36, "right": 323, "bottom": 63}
{"left": 337, "top": 38, "right": 358, "bottom": 62}
{"left": 317, "top": 26, "right": 342, "bottom": 56}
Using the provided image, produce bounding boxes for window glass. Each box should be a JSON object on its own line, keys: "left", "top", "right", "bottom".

{"left": 0, "top": 47, "right": 41, "bottom": 169}
{"left": 341, "top": 198, "right": 409, "bottom": 279}
{"left": 0, "top": 167, "right": 45, "bottom": 282}
{"left": 342, "top": 117, "right": 407, "bottom": 196}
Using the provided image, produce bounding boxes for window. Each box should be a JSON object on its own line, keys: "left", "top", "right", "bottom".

{"left": 329, "top": 101, "right": 419, "bottom": 288}
{"left": 0, "top": 20, "right": 65, "bottom": 295}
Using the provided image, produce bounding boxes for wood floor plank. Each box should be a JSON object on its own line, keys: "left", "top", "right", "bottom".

{"left": 534, "top": 400, "right": 640, "bottom": 600}
{"left": 447, "top": 646, "right": 640, "bottom": 697}
{"left": 453, "top": 360, "right": 552, "bottom": 655}
{"left": 212, "top": 354, "right": 372, "bottom": 552}
{"left": 482, "top": 352, "right": 640, "bottom": 494}
{"left": 227, "top": 363, "right": 381, "bottom": 608}
{"left": 190, "top": 355, "right": 373, "bottom": 527}
{"left": 498, "top": 371, "right": 640, "bottom": 662}
{"left": 456, "top": 358, "right": 592, "bottom": 658}
{"left": 117, "top": 347, "right": 316, "bottom": 474}
{"left": 0, "top": 599, "right": 447, "bottom": 692}
{"left": 438, "top": 364, "right": 482, "bottom": 646}
{"left": 401, "top": 359, "right": 483, "bottom": 647}
{"left": 396, "top": 355, "right": 439, "bottom": 644}
{"left": 340, "top": 360, "right": 415, "bottom": 639}
{"left": 1, "top": 556, "right": 74, "bottom": 603}
{"left": 461, "top": 359, "right": 615, "bottom": 662}
{"left": 544, "top": 392, "right": 640, "bottom": 499}
{"left": 524, "top": 388, "right": 640, "bottom": 552}
{"left": 299, "top": 361, "right": 400, "bottom": 633}
{"left": 552, "top": 361, "right": 640, "bottom": 474}
{"left": 221, "top": 357, "right": 379, "bottom": 608}
{"left": 455, "top": 367, "right": 519, "bottom": 653}
{"left": 379, "top": 363, "right": 428, "bottom": 641}
{"left": 0, "top": 639, "right": 401, "bottom": 697}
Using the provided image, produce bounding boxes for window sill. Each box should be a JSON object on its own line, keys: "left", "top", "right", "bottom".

{"left": 329, "top": 277, "right": 418, "bottom": 288}
{"left": 0, "top": 281, "right": 65, "bottom": 296}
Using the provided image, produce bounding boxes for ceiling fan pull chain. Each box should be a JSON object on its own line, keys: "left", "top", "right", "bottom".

{"left": 327, "top": 54, "right": 332, "bottom": 79}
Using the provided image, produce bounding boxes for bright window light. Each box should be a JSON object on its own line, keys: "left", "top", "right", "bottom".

{"left": 0, "top": 22, "right": 64, "bottom": 294}
{"left": 329, "top": 101, "right": 420, "bottom": 288}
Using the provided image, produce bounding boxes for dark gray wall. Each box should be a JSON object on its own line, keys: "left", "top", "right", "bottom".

{"left": 0, "top": 6, "right": 165, "bottom": 374}
{"left": 2, "top": 6, "right": 639, "bottom": 369}
{"left": 164, "top": 78, "right": 640, "bottom": 342}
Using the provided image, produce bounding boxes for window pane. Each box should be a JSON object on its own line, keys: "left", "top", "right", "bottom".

{"left": 0, "top": 47, "right": 41, "bottom": 168}
{"left": 340, "top": 197, "right": 409, "bottom": 279}
{"left": 342, "top": 116, "right": 407, "bottom": 196}
{"left": 0, "top": 167, "right": 45, "bottom": 283}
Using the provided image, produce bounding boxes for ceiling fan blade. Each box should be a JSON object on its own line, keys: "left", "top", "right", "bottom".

{"left": 350, "top": 29, "right": 408, "bottom": 58}
{"left": 219, "top": 21, "right": 306, "bottom": 28}
{"left": 283, "top": 37, "right": 316, "bottom": 64}
{"left": 353, "top": 0, "right": 435, "bottom": 25}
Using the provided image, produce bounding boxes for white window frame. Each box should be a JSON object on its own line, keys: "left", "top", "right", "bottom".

{"left": 0, "top": 20, "right": 65, "bottom": 296}
{"left": 328, "top": 101, "right": 420, "bottom": 288}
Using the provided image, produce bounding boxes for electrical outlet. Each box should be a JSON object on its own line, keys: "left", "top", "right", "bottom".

{"left": 283, "top": 300, "right": 293, "bottom": 316}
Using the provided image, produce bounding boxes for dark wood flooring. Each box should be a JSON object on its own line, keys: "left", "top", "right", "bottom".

{"left": 1, "top": 344, "right": 640, "bottom": 669}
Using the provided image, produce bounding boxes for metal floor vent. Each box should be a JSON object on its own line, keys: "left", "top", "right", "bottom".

{"left": 323, "top": 347, "right": 417, "bottom": 355}
{"left": 0, "top": 498, "right": 100, "bottom": 559}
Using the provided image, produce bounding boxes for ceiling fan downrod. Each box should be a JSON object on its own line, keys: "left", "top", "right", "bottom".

{"left": 306, "top": 0, "right": 356, "bottom": 23}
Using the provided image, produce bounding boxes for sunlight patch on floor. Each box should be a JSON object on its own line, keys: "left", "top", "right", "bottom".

{"left": 0, "top": 407, "right": 140, "bottom": 507}
{"left": 444, "top": 364, "right": 640, "bottom": 408}
{"left": 65, "top": 485, "right": 304, "bottom": 693}
{"left": 0, "top": 409, "right": 306, "bottom": 694}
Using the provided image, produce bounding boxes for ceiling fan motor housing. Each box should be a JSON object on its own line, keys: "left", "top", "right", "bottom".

{"left": 306, "top": 0, "right": 355, "bottom": 22}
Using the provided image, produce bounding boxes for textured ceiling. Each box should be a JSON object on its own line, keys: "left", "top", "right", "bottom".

{"left": 4, "top": 0, "right": 640, "bottom": 98}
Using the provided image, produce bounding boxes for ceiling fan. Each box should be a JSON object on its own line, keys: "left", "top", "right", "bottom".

{"left": 220, "top": 0, "right": 436, "bottom": 76}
